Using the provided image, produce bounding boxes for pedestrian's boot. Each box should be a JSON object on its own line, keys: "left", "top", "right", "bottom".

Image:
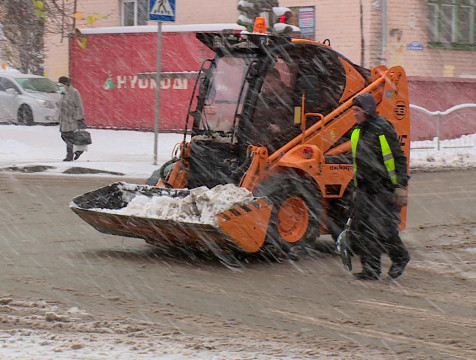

{"left": 388, "top": 255, "right": 410, "bottom": 279}
{"left": 74, "top": 151, "right": 83, "bottom": 160}
{"left": 64, "top": 149, "right": 74, "bottom": 162}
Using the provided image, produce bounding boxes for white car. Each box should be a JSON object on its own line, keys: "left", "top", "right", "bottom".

{"left": 0, "top": 72, "right": 61, "bottom": 125}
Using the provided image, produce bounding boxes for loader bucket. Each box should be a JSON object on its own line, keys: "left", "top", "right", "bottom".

{"left": 70, "top": 182, "right": 273, "bottom": 254}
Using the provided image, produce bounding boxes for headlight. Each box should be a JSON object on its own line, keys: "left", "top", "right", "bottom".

{"left": 35, "top": 98, "right": 55, "bottom": 109}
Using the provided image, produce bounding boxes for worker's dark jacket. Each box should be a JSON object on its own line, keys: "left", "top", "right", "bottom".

{"left": 350, "top": 114, "right": 410, "bottom": 267}
{"left": 352, "top": 115, "right": 409, "bottom": 192}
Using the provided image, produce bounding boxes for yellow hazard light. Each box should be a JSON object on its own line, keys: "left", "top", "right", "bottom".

{"left": 253, "top": 17, "right": 267, "bottom": 34}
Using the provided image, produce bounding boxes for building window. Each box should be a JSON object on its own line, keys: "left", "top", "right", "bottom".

{"left": 121, "top": 0, "right": 136, "bottom": 26}
{"left": 120, "top": 0, "right": 148, "bottom": 26}
{"left": 287, "top": 6, "right": 315, "bottom": 40}
{"left": 428, "top": 0, "right": 476, "bottom": 49}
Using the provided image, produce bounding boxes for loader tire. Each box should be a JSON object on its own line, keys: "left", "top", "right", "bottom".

{"left": 254, "top": 175, "right": 321, "bottom": 260}
{"left": 145, "top": 159, "right": 177, "bottom": 186}
{"left": 145, "top": 169, "right": 162, "bottom": 186}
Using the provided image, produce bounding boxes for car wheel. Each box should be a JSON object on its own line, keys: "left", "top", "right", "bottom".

{"left": 18, "top": 105, "right": 34, "bottom": 126}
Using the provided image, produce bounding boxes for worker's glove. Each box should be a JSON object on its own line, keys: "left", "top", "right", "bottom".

{"left": 393, "top": 187, "right": 407, "bottom": 207}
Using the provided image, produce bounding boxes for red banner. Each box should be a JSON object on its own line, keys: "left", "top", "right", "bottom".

{"left": 70, "top": 29, "right": 214, "bottom": 131}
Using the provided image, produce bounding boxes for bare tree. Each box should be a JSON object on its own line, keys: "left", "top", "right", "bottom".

{"left": 0, "top": 0, "right": 44, "bottom": 74}
{"left": 38, "top": 0, "right": 78, "bottom": 38}
{"left": 0, "top": 0, "right": 80, "bottom": 74}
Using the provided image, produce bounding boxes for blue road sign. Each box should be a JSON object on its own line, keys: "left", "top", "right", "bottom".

{"left": 149, "top": 0, "right": 176, "bottom": 22}
{"left": 406, "top": 41, "right": 424, "bottom": 51}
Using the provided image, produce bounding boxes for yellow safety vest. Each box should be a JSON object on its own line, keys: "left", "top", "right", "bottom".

{"left": 351, "top": 128, "right": 397, "bottom": 187}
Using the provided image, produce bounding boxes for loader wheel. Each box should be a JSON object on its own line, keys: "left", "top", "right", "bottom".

{"left": 254, "top": 175, "right": 321, "bottom": 260}
{"left": 277, "top": 197, "right": 309, "bottom": 243}
{"left": 146, "top": 159, "right": 177, "bottom": 186}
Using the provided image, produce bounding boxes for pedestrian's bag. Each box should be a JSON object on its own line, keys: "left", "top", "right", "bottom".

{"left": 73, "top": 144, "right": 88, "bottom": 152}
{"left": 74, "top": 130, "right": 92, "bottom": 145}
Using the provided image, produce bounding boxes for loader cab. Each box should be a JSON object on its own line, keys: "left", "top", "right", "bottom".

{"left": 250, "top": 58, "right": 297, "bottom": 149}
{"left": 186, "top": 33, "right": 368, "bottom": 188}
{"left": 244, "top": 40, "right": 352, "bottom": 153}
{"left": 186, "top": 44, "right": 257, "bottom": 188}
{"left": 198, "top": 55, "right": 249, "bottom": 133}
{"left": 191, "top": 33, "right": 358, "bottom": 141}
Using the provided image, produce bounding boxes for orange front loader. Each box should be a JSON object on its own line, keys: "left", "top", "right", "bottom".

{"left": 71, "top": 33, "right": 410, "bottom": 259}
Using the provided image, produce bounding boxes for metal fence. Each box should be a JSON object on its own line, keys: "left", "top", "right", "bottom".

{"left": 409, "top": 103, "right": 476, "bottom": 151}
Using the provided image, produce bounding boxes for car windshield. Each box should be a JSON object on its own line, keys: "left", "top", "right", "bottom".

{"left": 14, "top": 77, "right": 59, "bottom": 93}
{"left": 199, "top": 56, "right": 249, "bottom": 132}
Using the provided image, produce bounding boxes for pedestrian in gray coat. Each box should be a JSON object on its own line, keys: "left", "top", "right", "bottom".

{"left": 58, "top": 76, "right": 85, "bottom": 161}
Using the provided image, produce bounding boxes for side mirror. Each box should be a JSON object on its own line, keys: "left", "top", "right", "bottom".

{"left": 246, "top": 62, "right": 259, "bottom": 82}
{"left": 5, "top": 88, "right": 18, "bottom": 95}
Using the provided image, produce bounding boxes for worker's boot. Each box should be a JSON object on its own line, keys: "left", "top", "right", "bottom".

{"left": 353, "top": 255, "right": 381, "bottom": 280}
{"left": 353, "top": 269, "right": 380, "bottom": 280}
{"left": 388, "top": 254, "right": 410, "bottom": 279}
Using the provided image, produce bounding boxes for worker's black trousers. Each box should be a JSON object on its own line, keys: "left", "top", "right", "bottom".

{"left": 349, "top": 188, "right": 410, "bottom": 275}
{"left": 61, "top": 131, "right": 75, "bottom": 160}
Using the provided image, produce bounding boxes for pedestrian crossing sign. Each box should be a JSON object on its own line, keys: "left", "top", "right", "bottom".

{"left": 149, "top": 0, "right": 176, "bottom": 22}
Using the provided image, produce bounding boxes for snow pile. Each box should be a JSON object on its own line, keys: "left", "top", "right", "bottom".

{"left": 411, "top": 150, "right": 476, "bottom": 170}
{"left": 105, "top": 184, "right": 254, "bottom": 227}
{"left": 410, "top": 133, "right": 476, "bottom": 170}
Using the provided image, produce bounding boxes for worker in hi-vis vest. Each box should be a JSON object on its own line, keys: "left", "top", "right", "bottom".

{"left": 349, "top": 93, "right": 410, "bottom": 280}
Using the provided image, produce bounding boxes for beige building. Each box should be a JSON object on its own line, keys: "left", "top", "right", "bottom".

{"left": 45, "top": 0, "right": 476, "bottom": 81}
{"left": 38, "top": 0, "right": 476, "bottom": 139}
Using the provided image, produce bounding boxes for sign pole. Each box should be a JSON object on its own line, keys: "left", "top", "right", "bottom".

{"left": 153, "top": 21, "right": 162, "bottom": 165}
{"left": 149, "top": 0, "right": 175, "bottom": 165}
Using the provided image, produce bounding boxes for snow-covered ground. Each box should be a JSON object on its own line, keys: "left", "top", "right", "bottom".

{"left": 1, "top": 124, "right": 476, "bottom": 359}
{"left": 0, "top": 125, "right": 183, "bottom": 178}
{"left": 1, "top": 298, "right": 307, "bottom": 360}
{"left": 1, "top": 124, "right": 475, "bottom": 177}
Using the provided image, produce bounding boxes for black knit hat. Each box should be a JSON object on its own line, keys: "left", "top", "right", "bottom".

{"left": 58, "top": 76, "right": 70, "bottom": 86}
{"left": 352, "top": 93, "right": 376, "bottom": 116}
